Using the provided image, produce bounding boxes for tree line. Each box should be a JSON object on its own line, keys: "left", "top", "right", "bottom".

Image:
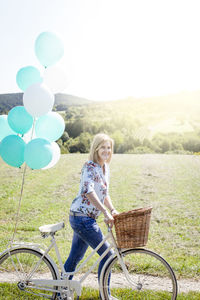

{"left": 1, "top": 92, "right": 200, "bottom": 155}
{"left": 57, "top": 104, "right": 200, "bottom": 154}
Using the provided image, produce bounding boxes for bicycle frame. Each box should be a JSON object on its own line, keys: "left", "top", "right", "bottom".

{"left": 4, "top": 226, "right": 137, "bottom": 298}
{"left": 34, "top": 229, "right": 118, "bottom": 296}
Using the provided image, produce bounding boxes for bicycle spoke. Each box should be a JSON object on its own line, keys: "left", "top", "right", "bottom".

{"left": 101, "top": 248, "right": 177, "bottom": 300}
{"left": 0, "top": 248, "right": 57, "bottom": 299}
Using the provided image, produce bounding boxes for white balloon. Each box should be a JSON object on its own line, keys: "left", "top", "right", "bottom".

{"left": 42, "top": 142, "right": 61, "bottom": 169}
{"left": 22, "top": 126, "right": 36, "bottom": 143}
{"left": 43, "top": 66, "right": 68, "bottom": 94}
{"left": 23, "top": 82, "right": 54, "bottom": 117}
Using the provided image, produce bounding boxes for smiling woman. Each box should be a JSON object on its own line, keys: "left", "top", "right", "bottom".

{"left": 89, "top": 133, "right": 114, "bottom": 166}
{"left": 96, "top": 141, "right": 112, "bottom": 167}
{"left": 63, "top": 133, "right": 119, "bottom": 298}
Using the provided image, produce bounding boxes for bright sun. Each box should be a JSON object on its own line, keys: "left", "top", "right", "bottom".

{"left": 61, "top": 0, "right": 200, "bottom": 100}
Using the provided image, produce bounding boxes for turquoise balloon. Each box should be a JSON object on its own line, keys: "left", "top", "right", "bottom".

{"left": 35, "top": 32, "right": 64, "bottom": 67}
{"left": 24, "top": 138, "right": 53, "bottom": 169}
{"left": 0, "top": 135, "right": 26, "bottom": 167}
{"left": 8, "top": 106, "right": 33, "bottom": 135}
{"left": 35, "top": 112, "right": 65, "bottom": 142}
{"left": 16, "top": 66, "right": 42, "bottom": 91}
{"left": 0, "top": 115, "right": 16, "bottom": 141}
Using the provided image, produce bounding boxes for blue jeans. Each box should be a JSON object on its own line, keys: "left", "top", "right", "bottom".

{"left": 64, "top": 215, "right": 113, "bottom": 282}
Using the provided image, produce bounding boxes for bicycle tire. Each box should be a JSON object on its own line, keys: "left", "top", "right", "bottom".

{"left": 0, "top": 247, "right": 58, "bottom": 299}
{"left": 101, "top": 248, "right": 178, "bottom": 300}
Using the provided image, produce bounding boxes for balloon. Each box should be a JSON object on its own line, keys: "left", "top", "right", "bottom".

{"left": 22, "top": 127, "right": 36, "bottom": 143}
{"left": 35, "top": 112, "right": 65, "bottom": 142}
{"left": 24, "top": 138, "right": 53, "bottom": 169}
{"left": 0, "top": 135, "right": 26, "bottom": 167}
{"left": 42, "top": 142, "right": 61, "bottom": 169}
{"left": 16, "top": 66, "right": 42, "bottom": 91}
{"left": 43, "top": 66, "right": 68, "bottom": 94}
{"left": 8, "top": 106, "right": 33, "bottom": 135}
{"left": 0, "top": 115, "right": 16, "bottom": 141}
{"left": 35, "top": 31, "right": 64, "bottom": 67}
{"left": 23, "top": 82, "right": 54, "bottom": 117}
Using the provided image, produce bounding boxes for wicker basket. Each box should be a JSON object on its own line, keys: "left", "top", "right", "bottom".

{"left": 113, "top": 207, "right": 152, "bottom": 248}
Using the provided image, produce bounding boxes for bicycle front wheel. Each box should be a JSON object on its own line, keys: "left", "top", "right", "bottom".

{"left": 101, "top": 248, "right": 178, "bottom": 300}
{"left": 0, "top": 247, "right": 58, "bottom": 299}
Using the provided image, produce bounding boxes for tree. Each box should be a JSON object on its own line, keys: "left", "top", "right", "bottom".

{"left": 65, "top": 119, "right": 85, "bottom": 138}
{"left": 160, "top": 140, "right": 170, "bottom": 153}
{"left": 183, "top": 137, "right": 200, "bottom": 152}
{"left": 111, "top": 130, "right": 124, "bottom": 153}
{"left": 61, "top": 131, "right": 69, "bottom": 145}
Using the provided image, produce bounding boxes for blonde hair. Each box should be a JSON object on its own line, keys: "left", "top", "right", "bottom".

{"left": 89, "top": 133, "right": 114, "bottom": 164}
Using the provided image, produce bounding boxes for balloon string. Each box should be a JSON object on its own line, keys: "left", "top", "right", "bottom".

{"left": 9, "top": 118, "right": 36, "bottom": 247}
{"left": 31, "top": 117, "right": 36, "bottom": 140}
{"left": 9, "top": 163, "right": 27, "bottom": 246}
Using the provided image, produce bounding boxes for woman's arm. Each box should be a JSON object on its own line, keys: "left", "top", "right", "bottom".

{"left": 104, "top": 195, "right": 119, "bottom": 216}
{"left": 86, "top": 191, "right": 115, "bottom": 227}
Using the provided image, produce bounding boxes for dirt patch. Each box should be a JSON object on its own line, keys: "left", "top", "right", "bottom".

{"left": 0, "top": 272, "right": 199, "bottom": 294}
{"left": 74, "top": 273, "right": 200, "bottom": 294}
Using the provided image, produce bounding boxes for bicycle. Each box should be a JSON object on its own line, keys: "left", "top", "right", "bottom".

{"left": 0, "top": 221, "right": 178, "bottom": 300}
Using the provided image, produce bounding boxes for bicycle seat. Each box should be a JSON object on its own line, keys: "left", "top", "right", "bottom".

{"left": 39, "top": 222, "right": 65, "bottom": 234}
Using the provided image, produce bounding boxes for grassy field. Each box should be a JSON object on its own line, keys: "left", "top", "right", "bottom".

{"left": 0, "top": 154, "right": 200, "bottom": 298}
{"left": 0, "top": 284, "right": 200, "bottom": 300}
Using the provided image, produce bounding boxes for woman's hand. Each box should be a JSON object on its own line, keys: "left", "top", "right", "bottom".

{"left": 103, "top": 210, "right": 114, "bottom": 228}
{"left": 110, "top": 209, "right": 119, "bottom": 216}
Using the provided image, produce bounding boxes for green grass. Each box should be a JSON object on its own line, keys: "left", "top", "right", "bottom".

{"left": 0, "top": 154, "right": 200, "bottom": 298}
{"left": 0, "top": 284, "right": 200, "bottom": 300}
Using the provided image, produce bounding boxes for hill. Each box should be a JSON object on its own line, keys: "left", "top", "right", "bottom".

{"left": 59, "top": 90, "right": 200, "bottom": 154}
{"left": 1, "top": 90, "right": 200, "bottom": 121}
{"left": 63, "top": 90, "right": 200, "bottom": 137}
{"left": 1, "top": 90, "right": 200, "bottom": 153}
{"left": 96, "top": 90, "right": 200, "bottom": 137}
{"left": 99, "top": 90, "right": 200, "bottom": 123}
{"left": 0, "top": 92, "right": 93, "bottom": 114}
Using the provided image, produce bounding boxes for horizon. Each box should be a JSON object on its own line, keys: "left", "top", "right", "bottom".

{"left": 1, "top": 89, "right": 200, "bottom": 103}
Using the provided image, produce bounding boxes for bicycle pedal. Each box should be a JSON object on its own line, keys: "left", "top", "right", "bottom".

{"left": 56, "top": 296, "right": 66, "bottom": 300}
{"left": 56, "top": 296, "right": 70, "bottom": 300}
{"left": 57, "top": 289, "right": 72, "bottom": 300}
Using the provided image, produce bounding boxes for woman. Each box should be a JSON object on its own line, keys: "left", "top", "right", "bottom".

{"left": 64, "top": 133, "right": 118, "bottom": 299}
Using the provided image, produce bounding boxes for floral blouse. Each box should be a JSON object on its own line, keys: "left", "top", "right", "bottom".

{"left": 70, "top": 160, "right": 110, "bottom": 219}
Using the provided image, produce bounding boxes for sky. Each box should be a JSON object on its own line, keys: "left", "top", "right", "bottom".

{"left": 0, "top": 0, "right": 200, "bottom": 101}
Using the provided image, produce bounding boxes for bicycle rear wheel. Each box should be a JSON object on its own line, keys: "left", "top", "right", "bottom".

{"left": 101, "top": 248, "right": 178, "bottom": 300}
{"left": 0, "top": 247, "right": 58, "bottom": 299}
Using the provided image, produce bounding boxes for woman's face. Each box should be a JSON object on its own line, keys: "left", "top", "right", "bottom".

{"left": 97, "top": 141, "right": 112, "bottom": 164}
